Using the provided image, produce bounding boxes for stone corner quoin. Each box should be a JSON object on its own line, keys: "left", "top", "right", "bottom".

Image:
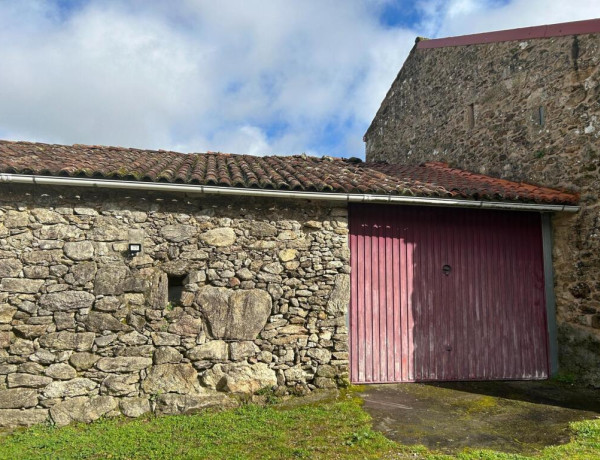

{"left": 0, "top": 189, "right": 351, "bottom": 427}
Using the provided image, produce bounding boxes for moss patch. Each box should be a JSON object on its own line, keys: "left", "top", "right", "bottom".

{"left": 465, "top": 395, "right": 498, "bottom": 414}
{"left": 360, "top": 382, "right": 600, "bottom": 455}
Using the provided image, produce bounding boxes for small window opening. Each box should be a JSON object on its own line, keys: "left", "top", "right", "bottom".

{"left": 467, "top": 103, "right": 475, "bottom": 129}
{"left": 538, "top": 106, "right": 545, "bottom": 126}
{"left": 167, "top": 274, "right": 186, "bottom": 305}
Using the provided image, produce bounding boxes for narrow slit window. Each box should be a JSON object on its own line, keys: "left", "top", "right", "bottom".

{"left": 538, "top": 106, "right": 545, "bottom": 126}
{"left": 167, "top": 274, "right": 186, "bottom": 305}
{"left": 467, "top": 103, "right": 475, "bottom": 129}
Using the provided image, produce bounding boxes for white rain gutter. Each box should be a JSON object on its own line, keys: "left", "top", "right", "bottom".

{"left": 0, "top": 173, "right": 580, "bottom": 213}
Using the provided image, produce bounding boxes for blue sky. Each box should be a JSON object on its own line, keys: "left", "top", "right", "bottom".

{"left": 1, "top": 0, "right": 600, "bottom": 158}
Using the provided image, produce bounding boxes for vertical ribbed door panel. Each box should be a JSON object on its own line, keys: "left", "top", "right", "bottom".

{"left": 349, "top": 204, "right": 548, "bottom": 383}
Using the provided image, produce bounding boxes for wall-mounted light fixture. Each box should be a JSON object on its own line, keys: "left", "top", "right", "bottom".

{"left": 128, "top": 243, "right": 142, "bottom": 255}
{"left": 128, "top": 229, "right": 144, "bottom": 257}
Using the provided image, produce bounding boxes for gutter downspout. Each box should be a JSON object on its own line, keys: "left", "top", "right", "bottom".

{"left": 541, "top": 213, "right": 559, "bottom": 376}
{"left": 0, "top": 173, "right": 580, "bottom": 213}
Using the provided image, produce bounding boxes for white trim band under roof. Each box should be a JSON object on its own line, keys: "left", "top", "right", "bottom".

{"left": 0, "top": 173, "right": 579, "bottom": 213}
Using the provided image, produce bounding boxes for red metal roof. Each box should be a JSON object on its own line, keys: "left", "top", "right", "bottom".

{"left": 0, "top": 140, "right": 578, "bottom": 205}
{"left": 417, "top": 18, "right": 600, "bottom": 50}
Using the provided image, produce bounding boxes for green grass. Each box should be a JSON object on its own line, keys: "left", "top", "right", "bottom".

{"left": 0, "top": 397, "right": 598, "bottom": 460}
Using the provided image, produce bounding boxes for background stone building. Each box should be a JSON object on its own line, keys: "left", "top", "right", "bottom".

{"left": 365, "top": 19, "right": 600, "bottom": 384}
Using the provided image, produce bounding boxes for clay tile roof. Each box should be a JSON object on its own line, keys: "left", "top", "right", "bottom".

{"left": 0, "top": 140, "right": 578, "bottom": 205}
{"left": 367, "top": 161, "right": 578, "bottom": 205}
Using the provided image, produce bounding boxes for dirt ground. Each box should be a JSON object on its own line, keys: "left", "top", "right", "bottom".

{"left": 359, "top": 380, "right": 600, "bottom": 455}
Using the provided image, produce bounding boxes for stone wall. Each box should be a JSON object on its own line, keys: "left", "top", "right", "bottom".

{"left": 0, "top": 184, "right": 350, "bottom": 426}
{"left": 365, "top": 33, "right": 600, "bottom": 384}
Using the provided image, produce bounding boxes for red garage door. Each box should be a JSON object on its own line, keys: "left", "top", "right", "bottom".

{"left": 349, "top": 204, "right": 549, "bottom": 383}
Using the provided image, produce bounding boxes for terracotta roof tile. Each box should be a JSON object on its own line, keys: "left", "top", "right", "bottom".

{"left": 0, "top": 140, "right": 578, "bottom": 205}
{"left": 368, "top": 161, "right": 578, "bottom": 205}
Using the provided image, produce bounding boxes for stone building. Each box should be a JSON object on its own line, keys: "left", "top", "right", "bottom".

{"left": 365, "top": 18, "right": 600, "bottom": 384}
{"left": 0, "top": 140, "right": 577, "bottom": 426}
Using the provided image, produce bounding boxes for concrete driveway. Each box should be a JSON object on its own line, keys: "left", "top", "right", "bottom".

{"left": 359, "top": 380, "right": 600, "bottom": 455}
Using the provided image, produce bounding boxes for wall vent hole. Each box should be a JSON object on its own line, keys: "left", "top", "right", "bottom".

{"left": 467, "top": 103, "right": 475, "bottom": 129}
{"left": 167, "top": 274, "right": 186, "bottom": 304}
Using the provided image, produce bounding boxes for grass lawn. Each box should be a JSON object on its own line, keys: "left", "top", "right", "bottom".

{"left": 0, "top": 395, "right": 599, "bottom": 460}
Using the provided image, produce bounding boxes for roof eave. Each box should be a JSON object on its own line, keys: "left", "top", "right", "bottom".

{"left": 0, "top": 173, "right": 580, "bottom": 213}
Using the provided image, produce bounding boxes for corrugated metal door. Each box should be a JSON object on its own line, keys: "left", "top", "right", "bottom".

{"left": 349, "top": 204, "right": 548, "bottom": 383}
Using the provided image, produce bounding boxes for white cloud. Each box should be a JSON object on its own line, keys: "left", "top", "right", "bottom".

{"left": 419, "top": 0, "right": 600, "bottom": 38}
{"left": 0, "top": 1, "right": 599, "bottom": 158}
{"left": 0, "top": 2, "right": 212, "bottom": 149}
{"left": 0, "top": 0, "right": 415, "bottom": 158}
{"left": 209, "top": 125, "right": 271, "bottom": 156}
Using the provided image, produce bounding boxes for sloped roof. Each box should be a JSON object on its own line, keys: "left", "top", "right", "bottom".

{"left": 417, "top": 18, "right": 600, "bottom": 49}
{"left": 368, "top": 161, "right": 578, "bottom": 205}
{"left": 0, "top": 140, "right": 578, "bottom": 205}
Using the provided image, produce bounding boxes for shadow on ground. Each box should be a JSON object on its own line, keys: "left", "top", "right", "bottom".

{"left": 359, "top": 380, "right": 600, "bottom": 455}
